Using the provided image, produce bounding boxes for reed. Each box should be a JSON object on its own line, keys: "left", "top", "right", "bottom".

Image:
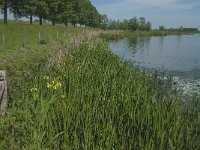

{"left": 0, "top": 39, "right": 199, "bottom": 149}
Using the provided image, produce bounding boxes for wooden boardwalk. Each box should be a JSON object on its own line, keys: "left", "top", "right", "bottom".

{"left": 0, "top": 70, "right": 8, "bottom": 116}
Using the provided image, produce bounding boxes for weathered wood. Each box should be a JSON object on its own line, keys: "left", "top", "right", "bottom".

{"left": 0, "top": 70, "right": 8, "bottom": 116}
{"left": 2, "top": 33, "right": 5, "bottom": 49}
{"left": 38, "top": 32, "right": 41, "bottom": 44}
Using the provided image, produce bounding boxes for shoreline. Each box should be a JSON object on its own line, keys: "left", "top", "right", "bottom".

{"left": 0, "top": 29, "right": 199, "bottom": 149}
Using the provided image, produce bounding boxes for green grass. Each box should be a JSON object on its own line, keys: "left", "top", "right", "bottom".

{"left": 0, "top": 39, "right": 199, "bottom": 149}
{"left": 0, "top": 21, "right": 81, "bottom": 50}
{"left": 0, "top": 21, "right": 83, "bottom": 71}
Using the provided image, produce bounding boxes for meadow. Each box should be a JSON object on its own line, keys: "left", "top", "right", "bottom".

{"left": 0, "top": 21, "right": 81, "bottom": 50}
{"left": 0, "top": 22, "right": 199, "bottom": 149}
{"left": 0, "top": 21, "right": 83, "bottom": 75}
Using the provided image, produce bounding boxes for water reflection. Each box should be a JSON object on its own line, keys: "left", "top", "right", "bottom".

{"left": 109, "top": 34, "right": 200, "bottom": 72}
{"left": 109, "top": 34, "right": 200, "bottom": 95}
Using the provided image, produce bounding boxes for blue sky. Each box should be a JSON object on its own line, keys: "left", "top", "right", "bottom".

{"left": 91, "top": 0, "right": 200, "bottom": 28}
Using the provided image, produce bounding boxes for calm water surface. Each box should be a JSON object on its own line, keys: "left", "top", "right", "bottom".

{"left": 109, "top": 34, "right": 200, "bottom": 95}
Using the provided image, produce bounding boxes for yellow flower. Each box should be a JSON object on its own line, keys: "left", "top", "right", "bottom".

{"left": 47, "top": 81, "right": 62, "bottom": 90}
{"left": 54, "top": 82, "right": 62, "bottom": 90}
{"left": 44, "top": 75, "right": 50, "bottom": 80}
{"left": 56, "top": 82, "right": 62, "bottom": 87}
{"left": 47, "top": 83, "right": 52, "bottom": 89}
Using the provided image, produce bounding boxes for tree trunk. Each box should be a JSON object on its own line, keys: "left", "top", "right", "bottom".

{"left": 64, "top": 20, "right": 68, "bottom": 26}
{"left": 30, "top": 13, "right": 33, "bottom": 24}
{"left": 39, "top": 17, "right": 43, "bottom": 25}
{"left": 4, "top": 0, "right": 7, "bottom": 24}
{"left": 52, "top": 19, "right": 55, "bottom": 26}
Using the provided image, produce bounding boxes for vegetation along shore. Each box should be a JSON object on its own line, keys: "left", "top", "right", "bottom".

{"left": 0, "top": 0, "right": 199, "bottom": 149}
{"left": 0, "top": 24, "right": 199, "bottom": 149}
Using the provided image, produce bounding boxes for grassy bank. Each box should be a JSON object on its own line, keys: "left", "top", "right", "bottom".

{"left": 0, "top": 39, "right": 199, "bottom": 149}
{"left": 0, "top": 22, "right": 81, "bottom": 50}
{"left": 0, "top": 22, "right": 83, "bottom": 72}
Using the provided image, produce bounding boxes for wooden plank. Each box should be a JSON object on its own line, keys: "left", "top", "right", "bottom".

{"left": 0, "top": 70, "right": 8, "bottom": 116}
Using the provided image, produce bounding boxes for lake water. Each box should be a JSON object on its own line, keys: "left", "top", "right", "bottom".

{"left": 109, "top": 34, "right": 200, "bottom": 95}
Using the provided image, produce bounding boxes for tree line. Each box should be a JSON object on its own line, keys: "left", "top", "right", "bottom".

{"left": 159, "top": 25, "right": 199, "bottom": 32}
{"left": 0, "top": 0, "right": 152, "bottom": 31}
{"left": 101, "top": 15, "right": 151, "bottom": 31}
{"left": 0, "top": 0, "right": 102, "bottom": 27}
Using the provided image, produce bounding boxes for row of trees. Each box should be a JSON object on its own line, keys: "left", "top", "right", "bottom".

{"left": 0, "top": 0, "right": 152, "bottom": 31}
{"left": 101, "top": 16, "right": 152, "bottom": 31}
{"left": 159, "top": 26, "right": 199, "bottom": 32}
{"left": 0, "top": 0, "right": 102, "bottom": 27}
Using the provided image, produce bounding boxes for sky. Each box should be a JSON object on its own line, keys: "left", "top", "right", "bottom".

{"left": 91, "top": 0, "right": 200, "bottom": 28}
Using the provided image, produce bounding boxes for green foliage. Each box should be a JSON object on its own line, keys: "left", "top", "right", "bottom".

{"left": 10, "top": 0, "right": 102, "bottom": 27}
{"left": 0, "top": 40, "right": 199, "bottom": 149}
{"left": 100, "top": 14, "right": 109, "bottom": 30}
{"left": 11, "top": 0, "right": 35, "bottom": 24}
{"left": 159, "top": 25, "right": 165, "bottom": 31}
{"left": 107, "top": 17, "right": 152, "bottom": 31}
{"left": 47, "top": 0, "right": 61, "bottom": 25}
{"left": 2, "top": 0, "right": 153, "bottom": 30}
{"left": 0, "top": 0, "right": 7, "bottom": 13}
{"left": 129, "top": 17, "right": 138, "bottom": 31}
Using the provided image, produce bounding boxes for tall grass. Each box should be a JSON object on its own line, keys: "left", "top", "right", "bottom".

{"left": 0, "top": 40, "right": 199, "bottom": 149}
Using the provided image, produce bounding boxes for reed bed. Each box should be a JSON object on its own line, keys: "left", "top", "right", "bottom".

{"left": 0, "top": 39, "right": 199, "bottom": 149}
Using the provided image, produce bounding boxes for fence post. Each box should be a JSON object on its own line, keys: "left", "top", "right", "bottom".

{"left": 38, "top": 32, "right": 41, "bottom": 44}
{"left": 57, "top": 31, "right": 59, "bottom": 40}
{"left": 2, "top": 33, "right": 5, "bottom": 49}
{"left": 0, "top": 70, "right": 8, "bottom": 116}
{"left": 22, "top": 33, "right": 25, "bottom": 48}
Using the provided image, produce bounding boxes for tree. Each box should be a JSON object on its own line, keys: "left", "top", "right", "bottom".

{"left": 78, "top": 0, "right": 91, "bottom": 25}
{"left": 7, "top": 0, "right": 104, "bottom": 28}
{"left": 11, "top": 0, "right": 36, "bottom": 24}
{"left": 159, "top": 26, "right": 165, "bottom": 31}
{"left": 47, "top": 0, "right": 62, "bottom": 26}
{"left": 108, "top": 20, "right": 118, "bottom": 30}
{"left": 145, "top": 21, "right": 152, "bottom": 31}
{"left": 60, "top": 0, "right": 73, "bottom": 26}
{"left": 0, "top": 0, "right": 9, "bottom": 23}
{"left": 139, "top": 17, "right": 146, "bottom": 31}
{"left": 129, "top": 17, "right": 138, "bottom": 31}
{"left": 120, "top": 19, "right": 129, "bottom": 30}
{"left": 34, "top": 0, "right": 48, "bottom": 25}
{"left": 100, "top": 14, "right": 109, "bottom": 30}
{"left": 86, "top": 2, "right": 101, "bottom": 27}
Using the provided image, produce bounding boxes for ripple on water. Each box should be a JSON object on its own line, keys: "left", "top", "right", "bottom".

{"left": 109, "top": 35, "right": 200, "bottom": 95}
